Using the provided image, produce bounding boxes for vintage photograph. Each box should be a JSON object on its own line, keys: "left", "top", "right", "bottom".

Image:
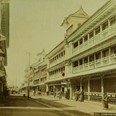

{"left": 0, "top": 0, "right": 116, "bottom": 116}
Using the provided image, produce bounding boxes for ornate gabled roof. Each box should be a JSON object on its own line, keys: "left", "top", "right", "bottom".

{"left": 61, "top": 6, "right": 89, "bottom": 26}
{"left": 70, "top": 6, "right": 89, "bottom": 18}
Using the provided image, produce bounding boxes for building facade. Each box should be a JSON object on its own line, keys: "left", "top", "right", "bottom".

{"left": 0, "top": 0, "right": 9, "bottom": 97}
{"left": 46, "top": 41, "right": 66, "bottom": 96}
{"left": 46, "top": 6, "right": 89, "bottom": 98}
{"left": 22, "top": 50, "right": 47, "bottom": 96}
{"left": 46, "top": 0, "right": 116, "bottom": 102}
{"left": 31, "top": 62, "right": 47, "bottom": 95}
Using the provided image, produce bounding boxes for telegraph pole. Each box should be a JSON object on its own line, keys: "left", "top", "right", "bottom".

{"left": 27, "top": 52, "right": 31, "bottom": 99}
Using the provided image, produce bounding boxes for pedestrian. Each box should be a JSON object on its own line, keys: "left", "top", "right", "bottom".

{"left": 53, "top": 90, "right": 56, "bottom": 98}
{"left": 79, "top": 88, "right": 84, "bottom": 102}
{"left": 75, "top": 89, "right": 80, "bottom": 101}
{"left": 58, "top": 90, "right": 62, "bottom": 100}
{"left": 103, "top": 93, "right": 109, "bottom": 109}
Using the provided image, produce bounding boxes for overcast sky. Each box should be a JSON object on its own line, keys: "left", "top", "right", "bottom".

{"left": 6, "top": 0, "right": 108, "bottom": 87}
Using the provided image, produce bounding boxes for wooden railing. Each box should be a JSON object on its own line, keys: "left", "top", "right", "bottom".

{"left": 72, "top": 23, "right": 116, "bottom": 56}
{"left": 73, "top": 54, "right": 116, "bottom": 73}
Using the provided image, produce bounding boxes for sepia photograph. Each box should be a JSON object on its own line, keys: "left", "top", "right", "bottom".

{"left": 0, "top": 0, "right": 116, "bottom": 115}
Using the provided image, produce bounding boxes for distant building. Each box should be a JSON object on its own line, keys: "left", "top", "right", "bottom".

{"left": 8, "top": 86, "right": 19, "bottom": 94}
{"left": 23, "top": 50, "right": 47, "bottom": 96}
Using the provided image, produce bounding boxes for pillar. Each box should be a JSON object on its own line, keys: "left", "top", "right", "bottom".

{"left": 80, "top": 78, "right": 82, "bottom": 90}
{"left": 88, "top": 56, "right": 90, "bottom": 69}
{"left": 70, "top": 84, "right": 73, "bottom": 100}
{"left": 109, "top": 47, "right": 111, "bottom": 64}
{"left": 46, "top": 84, "right": 49, "bottom": 95}
{"left": 88, "top": 78, "right": 90, "bottom": 101}
{"left": 101, "top": 51, "right": 103, "bottom": 66}
{"left": 101, "top": 76, "right": 104, "bottom": 100}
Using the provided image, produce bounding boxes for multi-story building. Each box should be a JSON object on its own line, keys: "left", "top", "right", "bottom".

{"left": 46, "top": 41, "right": 66, "bottom": 95}
{"left": 46, "top": 0, "right": 116, "bottom": 102}
{"left": 23, "top": 50, "right": 47, "bottom": 96}
{"left": 0, "top": 0, "right": 9, "bottom": 96}
{"left": 66, "top": 0, "right": 116, "bottom": 101}
{"left": 23, "top": 65, "right": 34, "bottom": 96}
{"left": 32, "top": 61, "right": 47, "bottom": 95}
{"left": 46, "top": 7, "right": 89, "bottom": 97}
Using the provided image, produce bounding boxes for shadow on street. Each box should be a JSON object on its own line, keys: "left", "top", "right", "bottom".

{"left": 0, "top": 95, "right": 92, "bottom": 116}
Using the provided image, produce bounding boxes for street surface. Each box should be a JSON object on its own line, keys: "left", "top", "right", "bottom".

{"left": 0, "top": 95, "right": 92, "bottom": 116}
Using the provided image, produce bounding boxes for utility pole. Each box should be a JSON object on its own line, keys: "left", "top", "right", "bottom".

{"left": 27, "top": 52, "right": 31, "bottom": 99}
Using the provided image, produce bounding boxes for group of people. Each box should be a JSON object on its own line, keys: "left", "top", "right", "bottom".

{"left": 75, "top": 88, "right": 84, "bottom": 102}
{"left": 75, "top": 89, "right": 109, "bottom": 109}
{"left": 51, "top": 88, "right": 109, "bottom": 110}
{"left": 53, "top": 90, "right": 63, "bottom": 99}
{"left": 53, "top": 89, "right": 70, "bottom": 100}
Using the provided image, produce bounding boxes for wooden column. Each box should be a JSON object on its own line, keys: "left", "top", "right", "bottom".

{"left": 101, "top": 51, "right": 103, "bottom": 66}
{"left": 70, "top": 83, "right": 73, "bottom": 100}
{"left": 46, "top": 84, "right": 49, "bottom": 92}
{"left": 88, "top": 78, "right": 90, "bottom": 101}
{"left": 101, "top": 76, "right": 104, "bottom": 100}
{"left": 109, "top": 47, "right": 111, "bottom": 64}
{"left": 80, "top": 78, "right": 82, "bottom": 90}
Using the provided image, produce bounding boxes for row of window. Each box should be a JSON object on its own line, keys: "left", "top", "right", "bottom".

{"left": 49, "top": 67, "right": 65, "bottom": 76}
{"left": 50, "top": 51, "right": 65, "bottom": 64}
{"left": 73, "top": 45, "right": 116, "bottom": 67}
{"left": 33, "top": 77, "right": 46, "bottom": 84}
{"left": 73, "top": 15, "right": 116, "bottom": 48}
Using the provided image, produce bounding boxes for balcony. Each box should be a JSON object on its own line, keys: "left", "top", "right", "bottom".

{"left": 109, "top": 23, "right": 116, "bottom": 35}
{"left": 102, "top": 56, "right": 109, "bottom": 65}
{"left": 72, "top": 54, "right": 116, "bottom": 74}
{"left": 49, "top": 73, "right": 63, "bottom": 80}
{"left": 49, "top": 56, "right": 65, "bottom": 68}
{"left": 72, "top": 23, "right": 116, "bottom": 56}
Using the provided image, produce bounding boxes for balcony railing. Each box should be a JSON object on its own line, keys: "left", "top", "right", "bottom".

{"left": 84, "top": 92, "right": 102, "bottom": 96}
{"left": 73, "top": 23, "right": 116, "bottom": 56}
{"left": 49, "top": 56, "right": 65, "bottom": 68}
{"left": 72, "top": 54, "right": 116, "bottom": 73}
{"left": 49, "top": 73, "right": 63, "bottom": 80}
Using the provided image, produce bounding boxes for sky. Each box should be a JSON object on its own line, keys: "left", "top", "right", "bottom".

{"left": 6, "top": 0, "right": 108, "bottom": 87}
